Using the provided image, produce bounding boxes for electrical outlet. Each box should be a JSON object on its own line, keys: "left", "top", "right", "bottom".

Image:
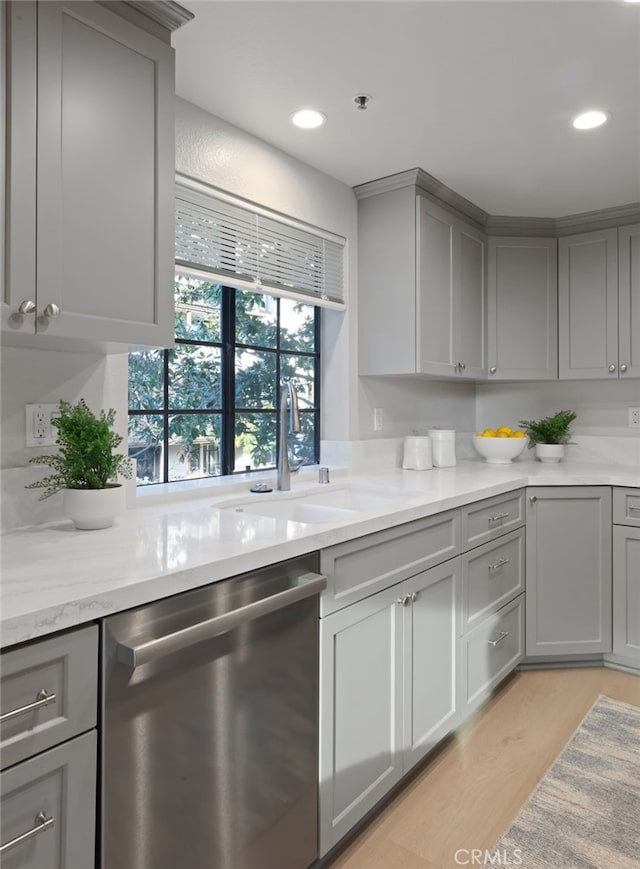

{"left": 25, "top": 403, "right": 59, "bottom": 447}
{"left": 629, "top": 407, "right": 640, "bottom": 429}
{"left": 373, "top": 407, "right": 383, "bottom": 432}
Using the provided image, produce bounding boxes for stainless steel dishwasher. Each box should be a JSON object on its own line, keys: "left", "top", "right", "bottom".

{"left": 101, "top": 553, "right": 325, "bottom": 869}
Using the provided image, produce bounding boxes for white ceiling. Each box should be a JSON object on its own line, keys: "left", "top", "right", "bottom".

{"left": 173, "top": 1, "right": 640, "bottom": 218}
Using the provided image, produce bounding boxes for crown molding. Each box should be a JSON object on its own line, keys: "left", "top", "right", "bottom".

{"left": 354, "top": 169, "right": 640, "bottom": 238}
{"left": 554, "top": 202, "right": 640, "bottom": 236}
{"left": 124, "top": 1, "right": 194, "bottom": 32}
{"left": 485, "top": 215, "right": 558, "bottom": 237}
{"left": 354, "top": 168, "right": 489, "bottom": 231}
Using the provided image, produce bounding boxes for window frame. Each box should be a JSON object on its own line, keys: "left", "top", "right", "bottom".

{"left": 128, "top": 281, "right": 321, "bottom": 485}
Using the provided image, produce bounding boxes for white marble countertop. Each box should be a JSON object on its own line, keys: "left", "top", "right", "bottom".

{"left": 2, "top": 459, "right": 639, "bottom": 649}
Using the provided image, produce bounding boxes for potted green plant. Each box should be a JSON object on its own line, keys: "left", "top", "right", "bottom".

{"left": 518, "top": 410, "right": 577, "bottom": 463}
{"left": 27, "top": 399, "right": 132, "bottom": 529}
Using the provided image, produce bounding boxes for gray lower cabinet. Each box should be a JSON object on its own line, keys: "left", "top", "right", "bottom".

{"left": 0, "top": 624, "right": 98, "bottom": 868}
{"left": 0, "top": 731, "right": 97, "bottom": 868}
{"left": 613, "top": 525, "right": 640, "bottom": 662}
{"left": 612, "top": 490, "right": 640, "bottom": 665}
{"left": 318, "top": 489, "right": 526, "bottom": 857}
{"left": 318, "top": 558, "right": 460, "bottom": 857}
{"left": 525, "top": 486, "right": 612, "bottom": 656}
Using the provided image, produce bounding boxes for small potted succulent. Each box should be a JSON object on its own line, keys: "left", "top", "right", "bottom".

{"left": 518, "top": 410, "right": 577, "bottom": 463}
{"left": 27, "top": 399, "right": 132, "bottom": 529}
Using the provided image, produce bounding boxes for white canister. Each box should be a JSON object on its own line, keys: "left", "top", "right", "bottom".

{"left": 402, "top": 436, "right": 432, "bottom": 470}
{"left": 427, "top": 429, "right": 456, "bottom": 467}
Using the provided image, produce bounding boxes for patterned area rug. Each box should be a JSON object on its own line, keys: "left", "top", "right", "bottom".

{"left": 494, "top": 695, "right": 640, "bottom": 869}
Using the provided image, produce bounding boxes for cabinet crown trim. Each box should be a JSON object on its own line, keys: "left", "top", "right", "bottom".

{"left": 123, "top": 1, "right": 194, "bottom": 31}
{"left": 354, "top": 169, "right": 640, "bottom": 237}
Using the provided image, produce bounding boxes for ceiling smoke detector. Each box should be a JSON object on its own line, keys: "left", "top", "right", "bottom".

{"left": 353, "top": 94, "right": 372, "bottom": 111}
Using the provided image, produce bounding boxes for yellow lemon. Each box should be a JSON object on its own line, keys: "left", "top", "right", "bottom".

{"left": 496, "top": 426, "right": 512, "bottom": 435}
{"left": 495, "top": 432, "right": 509, "bottom": 438}
{"left": 511, "top": 430, "right": 526, "bottom": 439}
{"left": 481, "top": 428, "right": 496, "bottom": 437}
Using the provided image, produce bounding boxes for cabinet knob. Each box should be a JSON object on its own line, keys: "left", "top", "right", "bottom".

{"left": 490, "top": 367, "right": 497, "bottom": 375}
{"left": 608, "top": 364, "right": 617, "bottom": 373}
{"left": 42, "top": 303, "right": 60, "bottom": 319}
{"left": 620, "top": 363, "right": 628, "bottom": 373}
{"left": 529, "top": 495, "right": 537, "bottom": 503}
{"left": 397, "top": 594, "right": 412, "bottom": 607}
{"left": 460, "top": 362, "right": 466, "bottom": 371}
{"left": 18, "top": 300, "right": 36, "bottom": 315}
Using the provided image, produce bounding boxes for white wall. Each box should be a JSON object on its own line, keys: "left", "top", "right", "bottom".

{"left": 476, "top": 380, "right": 640, "bottom": 437}
{"left": 359, "top": 376, "right": 476, "bottom": 438}
{"left": 175, "top": 98, "right": 359, "bottom": 441}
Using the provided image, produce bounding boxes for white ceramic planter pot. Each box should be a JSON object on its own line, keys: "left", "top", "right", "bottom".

{"left": 63, "top": 484, "right": 125, "bottom": 530}
{"left": 534, "top": 443, "right": 565, "bottom": 463}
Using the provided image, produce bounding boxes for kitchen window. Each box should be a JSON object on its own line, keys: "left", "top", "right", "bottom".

{"left": 128, "top": 177, "right": 344, "bottom": 487}
{"left": 128, "top": 277, "right": 320, "bottom": 485}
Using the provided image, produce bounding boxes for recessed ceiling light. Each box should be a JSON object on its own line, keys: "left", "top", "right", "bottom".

{"left": 572, "top": 110, "right": 609, "bottom": 130}
{"left": 290, "top": 109, "right": 326, "bottom": 129}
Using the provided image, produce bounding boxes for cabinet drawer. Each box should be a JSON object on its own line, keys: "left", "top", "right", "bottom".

{"left": 614, "top": 487, "right": 640, "bottom": 527}
{"left": 1, "top": 625, "right": 98, "bottom": 770}
{"left": 461, "top": 490, "right": 524, "bottom": 548}
{"left": 461, "top": 529, "right": 524, "bottom": 632}
{"left": 0, "top": 730, "right": 96, "bottom": 868}
{"left": 461, "top": 595, "right": 524, "bottom": 708}
{"left": 320, "top": 510, "right": 460, "bottom": 615}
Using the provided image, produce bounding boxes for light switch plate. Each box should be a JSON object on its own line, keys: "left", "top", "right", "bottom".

{"left": 629, "top": 407, "right": 640, "bottom": 429}
{"left": 25, "top": 403, "right": 59, "bottom": 446}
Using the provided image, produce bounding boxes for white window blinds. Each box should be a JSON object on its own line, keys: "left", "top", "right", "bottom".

{"left": 175, "top": 178, "right": 346, "bottom": 309}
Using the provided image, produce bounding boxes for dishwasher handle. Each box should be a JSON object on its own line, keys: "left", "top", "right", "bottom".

{"left": 112, "top": 571, "right": 327, "bottom": 669}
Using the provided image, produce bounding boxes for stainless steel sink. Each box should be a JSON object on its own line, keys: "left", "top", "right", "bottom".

{"left": 218, "top": 485, "right": 419, "bottom": 524}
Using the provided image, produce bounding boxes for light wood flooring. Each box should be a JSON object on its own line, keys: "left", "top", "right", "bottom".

{"left": 328, "top": 667, "right": 640, "bottom": 869}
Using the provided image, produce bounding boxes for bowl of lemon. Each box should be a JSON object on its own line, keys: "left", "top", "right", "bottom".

{"left": 473, "top": 426, "right": 527, "bottom": 464}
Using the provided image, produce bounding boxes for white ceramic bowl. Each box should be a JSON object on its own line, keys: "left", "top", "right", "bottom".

{"left": 473, "top": 436, "right": 527, "bottom": 464}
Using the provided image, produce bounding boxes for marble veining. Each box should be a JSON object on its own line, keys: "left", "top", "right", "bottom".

{"left": 2, "top": 461, "right": 639, "bottom": 649}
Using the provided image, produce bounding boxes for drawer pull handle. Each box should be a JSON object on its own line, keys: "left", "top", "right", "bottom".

{"left": 488, "top": 558, "right": 510, "bottom": 571}
{"left": 487, "top": 631, "right": 509, "bottom": 648}
{"left": 0, "top": 689, "right": 57, "bottom": 724}
{"left": 488, "top": 512, "right": 510, "bottom": 523}
{"left": 0, "top": 811, "right": 55, "bottom": 854}
{"left": 628, "top": 505, "right": 640, "bottom": 512}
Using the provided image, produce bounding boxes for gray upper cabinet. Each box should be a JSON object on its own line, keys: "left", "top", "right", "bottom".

{"left": 525, "top": 486, "right": 612, "bottom": 657}
{"left": 358, "top": 185, "right": 486, "bottom": 378}
{"left": 2, "top": 1, "right": 175, "bottom": 350}
{"left": 487, "top": 237, "right": 558, "bottom": 380}
{"left": 558, "top": 227, "right": 626, "bottom": 379}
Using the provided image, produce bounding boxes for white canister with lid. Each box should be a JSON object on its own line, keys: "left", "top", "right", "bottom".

{"left": 402, "top": 436, "right": 432, "bottom": 470}
{"left": 427, "top": 429, "right": 456, "bottom": 467}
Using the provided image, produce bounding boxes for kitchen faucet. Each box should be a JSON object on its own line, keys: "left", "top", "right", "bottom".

{"left": 277, "top": 380, "right": 302, "bottom": 491}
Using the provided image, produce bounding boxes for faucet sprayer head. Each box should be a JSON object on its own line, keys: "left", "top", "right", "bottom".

{"left": 284, "top": 380, "right": 301, "bottom": 433}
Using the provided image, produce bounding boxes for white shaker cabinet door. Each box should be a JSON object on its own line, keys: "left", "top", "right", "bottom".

{"left": 402, "top": 559, "right": 460, "bottom": 771}
{"left": 618, "top": 223, "right": 640, "bottom": 379}
{"left": 613, "top": 524, "right": 640, "bottom": 663}
{"left": 487, "top": 237, "right": 557, "bottom": 380}
{"left": 526, "top": 486, "right": 612, "bottom": 656}
{"left": 319, "top": 585, "right": 404, "bottom": 857}
{"left": 4, "top": 1, "right": 175, "bottom": 348}
{"left": 558, "top": 228, "right": 618, "bottom": 379}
